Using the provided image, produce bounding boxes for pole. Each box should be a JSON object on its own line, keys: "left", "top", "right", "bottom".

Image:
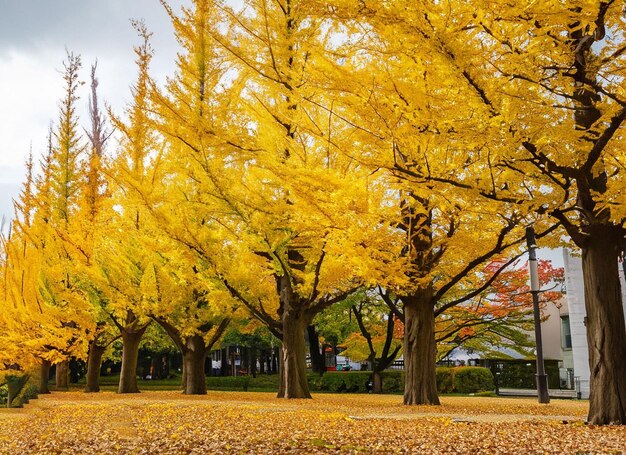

{"left": 526, "top": 226, "right": 550, "bottom": 404}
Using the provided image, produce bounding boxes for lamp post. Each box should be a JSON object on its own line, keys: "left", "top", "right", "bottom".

{"left": 526, "top": 227, "right": 550, "bottom": 404}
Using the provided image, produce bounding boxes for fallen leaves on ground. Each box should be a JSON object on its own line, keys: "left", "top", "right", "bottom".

{"left": 0, "top": 392, "right": 624, "bottom": 454}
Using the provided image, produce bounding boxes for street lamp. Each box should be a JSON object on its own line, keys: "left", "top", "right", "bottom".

{"left": 526, "top": 227, "right": 550, "bottom": 404}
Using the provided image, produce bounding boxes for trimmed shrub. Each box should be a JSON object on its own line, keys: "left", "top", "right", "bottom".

{"left": 246, "top": 375, "right": 279, "bottom": 390}
{"left": 492, "top": 360, "right": 560, "bottom": 389}
{"left": 205, "top": 374, "right": 323, "bottom": 392}
{"left": 317, "top": 371, "right": 404, "bottom": 394}
{"left": 436, "top": 367, "right": 454, "bottom": 393}
{"left": 0, "top": 385, "right": 7, "bottom": 406}
{"left": 453, "top": 367, "right": 494, "bottom": 394}
{"left": 318, "top": 372, "right": 372, "bottom": 393}
{"left": 206, "top": 376, "right": 251, "bottom": 391}
{"left": 381, "top": 371, "right": 403, "bottom": 393}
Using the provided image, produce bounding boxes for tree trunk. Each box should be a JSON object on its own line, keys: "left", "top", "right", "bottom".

{"left": 182, "top": 335, "right": 208, "bottom": 395}
{"left": 372, "top": 370, "right": 383, "bottom": 394}
{"left": 55, "top": 360, "right": 69, "bottom": 390}
{"left": 180, "top": 362, "right": 187, "bottom": 389}
{"left": 250, "top": 349, "right": 257, "bottom": 378}
{"left": 118, "top": 330, "right": 144, "bottom": 393}
{"left": 402, "top": 293, "right": 439, "bottom": 405}
{"left": 277, "top": 312, "right": 311, "bottom": 399}
{"left": 307, "top": 325, "right": 325, "bottom": 375}
{"left": 582, "top": 226, "right": 626, "bottom": 424}
{"left": 259, "top": 351, "right": 266, "bottom": 374}
{"left": 85, "top": 342, "right": 106, "bottom": 393}
{"left": 221, "top": 347, "right": 229, "bottom": 376}
{"left": 39, "top": 359, "right": 51, "bottom": 394}
{"left": 206, "top": 355, "right": 213, "bottom": 377}
{"left": 271, "top": 349, "right": 278, "bottom": 374}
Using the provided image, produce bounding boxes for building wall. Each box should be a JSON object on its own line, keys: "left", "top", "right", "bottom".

{"left": 541, "top": 299, "right": 564, "bottom": 361}
{"left": 562, "top": 248, "right": 626, "bottom": 399}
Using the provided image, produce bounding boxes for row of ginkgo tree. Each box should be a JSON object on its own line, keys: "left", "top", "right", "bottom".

{"left": 1, "top": 0, "right": 625, "bottom": 425}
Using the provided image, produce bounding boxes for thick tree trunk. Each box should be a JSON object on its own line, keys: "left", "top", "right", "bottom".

{"left": 85, "top": 343, "right": 106, "bottom": 393}
{"left": 118, "top": 330, "right": 144, "bottom": 393}
{"left": 55, "top": 360, "right": 69, "bottom": 390}
{"left": 182, "top": 335, "right": 208, "bottom": 395}
{"left": 277, "top": 313, "right": 311, "bottom": 399}
{"left": 402, "top": 293, "right": 439, "bottom": 405}
{"left": 39, "top": 359, "right": 51, "bottom": 394}
{"left": 581, "top": 226, "right": 626, "bottom": 424}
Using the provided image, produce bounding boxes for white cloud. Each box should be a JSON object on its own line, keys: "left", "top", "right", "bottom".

{"left": 0, "top": 1, "right": 183, "bottom": 220}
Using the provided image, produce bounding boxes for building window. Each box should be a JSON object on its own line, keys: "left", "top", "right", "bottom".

{"left": 561, "top": 315, "right": 572, "bottom": 349}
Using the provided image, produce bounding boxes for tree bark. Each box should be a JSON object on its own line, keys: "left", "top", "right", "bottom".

{"left": 182, "top": 335, "right": 208, "bottom": 395}
{"left": 582, "top": 226, "right": 626, "bottom": 424}
{"left": 55, "top": 360, "right": 70, "bottom": 390}
{"left": 39, "top": 359, "right": 51, "bottom": 394}
{"left": 277, "top": 312, "right": 311, "bottom": 398}
{"left": 118, "top": 330, "right": 144, "bottom": 393}
{"left": 85, "top": 342, "right": 106, "bottom": 393}
{"left": 402, "top": 292, "right": 439, "bottom": 405}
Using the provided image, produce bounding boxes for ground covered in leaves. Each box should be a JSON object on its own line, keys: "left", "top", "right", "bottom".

{"left": 0, "top": 391, "right": 624, "bottom": 453}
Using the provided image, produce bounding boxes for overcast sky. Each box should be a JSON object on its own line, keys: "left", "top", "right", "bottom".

{"left": 0, "top": 0, "right": 186, "bottom": 222}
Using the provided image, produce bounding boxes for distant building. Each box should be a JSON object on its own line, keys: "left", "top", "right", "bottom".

{"left": 561, "top": 248, "right": 626, "bottom": 399}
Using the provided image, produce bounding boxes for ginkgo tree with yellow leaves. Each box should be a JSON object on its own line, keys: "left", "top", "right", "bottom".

{"left": 146, "top": 0, "right": 399, "bottom": 399}
{"left": 92, "top": 24, "right": 160, "bottom": 394}
{"left": 3, "top": 0, "right": 626, "bottom": 430}
{"left": 339, "top": 0, "right": 626, "bottom": 425}
{"left": 0, "top": 54, "right": 97, "bottom": 393}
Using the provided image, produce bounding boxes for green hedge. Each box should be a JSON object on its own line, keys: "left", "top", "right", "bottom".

{"left": 206, "top": 376, "right": 252, "bottom": 391}
{"left": 204, "top": 367, "right": 494, "bottom": 395}
{"left": 0, "top": 385, "right": 7, "bottom": 405}
{"left": 492, "top": 360, "right": 560, "bottom": 389}
{"left": 315, "top": 367, "right": 493, "bottom": 394}
{"left": 317, "top": 372, "right": 371, "bottom": 393}
{"left": 436, "top": 367, "right": 454, "bottom": 393}
{"left": 453, "top": 367, "right": 494, "bottom": 394}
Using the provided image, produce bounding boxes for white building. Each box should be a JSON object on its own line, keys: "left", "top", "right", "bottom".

{"left": 562, "top": 248, "right": 626, "bottom": 398}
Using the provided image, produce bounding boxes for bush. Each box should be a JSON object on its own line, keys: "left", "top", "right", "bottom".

{"left": 436, "top": 367, "right": 454, "bottom": 393}
{"left": 316, "top": 371, "right": 404, "bottom": 394}
{"left": 246, "top": 375, "right": 279, "bottom": 390}
{"left": 318, "top": 372, "right": 371, "bottom": 393}
{"left": 206, "top": 376, "right": 251, "bottom": 391}
{"left": 381, "top": 371, "right": 403, "bottom": 393}
{"left": 0, "top": 385, "right": 7, "bottom": 406}
{"left": 453, "top": 367, "right": 494, "bottom": 394}
{"left": 205, "top": 374, "right": 320, "bottom": 392}
{"left": 492, "top": 360, "right": 560, "bottom": 389}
